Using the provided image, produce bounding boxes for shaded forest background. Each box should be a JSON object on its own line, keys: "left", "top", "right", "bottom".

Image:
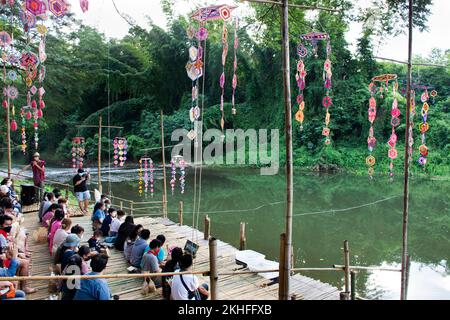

{"left": 1, "top": 0, "right": 449, "bottom": 175}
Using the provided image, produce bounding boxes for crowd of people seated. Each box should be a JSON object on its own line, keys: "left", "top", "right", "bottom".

{"left": 2, "top": 180, "right": 209, "bottom": 301}
{"left": 0, "top": 178, "right": 36, "bottom": 300}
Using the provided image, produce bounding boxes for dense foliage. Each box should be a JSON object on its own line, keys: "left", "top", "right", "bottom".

{"left": 1, "top": 0, "right": 448, "bottom": 175}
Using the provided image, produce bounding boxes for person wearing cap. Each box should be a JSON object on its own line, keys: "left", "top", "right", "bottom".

{"left": 73, "top": 168, "right": 91, "bottom": 214}
{"left": 60, "top": 234, "right": 81, "bottom": 272}
{"left": 18, "top": 152, "right": 46, "bottom": 201}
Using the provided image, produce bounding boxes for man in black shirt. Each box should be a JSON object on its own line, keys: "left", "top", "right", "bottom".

{"left": 73, "top": 169, "right": 91, "bottom": 214}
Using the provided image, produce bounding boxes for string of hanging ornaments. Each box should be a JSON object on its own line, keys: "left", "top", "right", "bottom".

{"left": 295, "top": 32, "right": 333, "bottom": 145}
{"left": 138, "top": 157, "right": 154, "bottom": 198}
{"left": 1, "top": 0, "right": 88, "bottom": 153}
{"left": 170, "top": 155, "right": 186, "bottom": 196}
{"left": 113, "top": 137, "right": 128, "bottom": 167}
{"left": 71, "top": 136, "right": 85, "bottom": 171}
{"left": 186, "top": 4, "right": 238, "bottom": 138}
{"left": 366, "top": 74, "right": 398, "bottom": 179}
{"left": 418, "top": 89, "right": 437, "bottom": 169}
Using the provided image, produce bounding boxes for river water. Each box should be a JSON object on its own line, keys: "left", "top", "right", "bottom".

{"left": 23, "top": 166, "right": 450, "bottom": 300}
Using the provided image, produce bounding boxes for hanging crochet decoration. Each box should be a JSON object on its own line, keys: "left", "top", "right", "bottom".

{"left": 366, "top": 74, "right": 398, "bottom": 178}
{"left": 113, "top": 137, "right": 128, "bottom": 167}
{"left": 170, "top": 159, "right": 176, "bottom": 195}
{"left": 179, "top": 157, "right": 186, "bottom": 195}
{"left": 71, "top": 137, "right": 85, "bottom": 171}
{"left": 418, "top": 89, "right": 435, "bottom": 168}
{"left": 138, "top": 157, "right": 154, "bottom": 197}
{"left": 188, "top": 4, "right": 238, "bottom": 135}
{"left": 296, "top": 32, "right": 332, "bottom": 145}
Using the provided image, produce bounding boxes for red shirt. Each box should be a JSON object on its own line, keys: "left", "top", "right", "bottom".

{"left": 0, "top": 229, "right": 11, "bottom": 268}
{"left": 32, "top": 160, "right": 46, "bottom": 185}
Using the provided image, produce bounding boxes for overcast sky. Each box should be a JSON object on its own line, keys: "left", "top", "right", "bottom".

{"left": 71, "top": 0, "right": 450, "bottom": 61}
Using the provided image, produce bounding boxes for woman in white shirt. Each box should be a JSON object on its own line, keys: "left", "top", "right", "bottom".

{"left": 51, "top": 218, "right": 72, "bottom": 256}
{"left": 171, "top": 254, "right": 209, "bottom": 300}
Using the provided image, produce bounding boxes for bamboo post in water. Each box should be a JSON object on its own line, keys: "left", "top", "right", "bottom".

{"left": 178, "top": 201, "right": 183, "bottom": 226}
{"left": 401, "top": 0, "right": 413, "bottom": 301}
{"left": 278, "top": 233, "right": 287, "bottom": 300}
{"left": 204, "top": 215, "right": 210, "bottom": 240}
{"left": 98, "top": 115, "right": 102, "bottom": 194}
{"left": 350, "top": 271, "right": 356, "bottom": 300}
{"left": 341, "top": 240, "right": 350, "bottom": 300}
{"left": 209, "top": 237, "right": 218, "bottom": 300}
{"left": 239, "top": 222, "right": 246, "bottom": 251}
{"left": 160, "top": 110, "right": 168, "bottom": 219}
{"left": 280, "top": 0, "right": 294, "bottom": 301}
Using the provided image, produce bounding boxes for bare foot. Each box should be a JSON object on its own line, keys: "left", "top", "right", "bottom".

{"left": 23, "top": 287, "right": 37, "bottom": 294}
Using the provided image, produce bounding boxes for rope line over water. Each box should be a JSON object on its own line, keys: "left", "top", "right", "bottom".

{"left": 166, "top": 195, "right": 402, "bottom": 217}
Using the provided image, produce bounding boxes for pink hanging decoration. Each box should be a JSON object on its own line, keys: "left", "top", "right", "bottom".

{"left": 220, "top": 21, "right": 228, "bottom": 132}
{"left": 388, "top": 82, "right": 400, "bottom": 178}
{"left": 113, "top": 137, "right": 128, "bottom": 167}
{"left": 366, "top": 74, "right": 398, "bottom": 178}
{"left": 21, "top": 108, "right": 27, "bottom": 154}
{"left": 72, "top": 137, "right": 85, "bottom": 171}
{"left": 170, "top": 160, "right": 176, "bottom": 195}
{"left": 231, "top": 17, "right": 239, "bottom": 115}
{"left": 179, "top": 158, "right": 186, "bottom": 195}
{"left": 80, "top": 0, "right": 89, "bottom": 13}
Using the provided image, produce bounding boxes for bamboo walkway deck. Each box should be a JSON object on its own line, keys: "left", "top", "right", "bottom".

{"left": 21, "top": 205, "right": 340, "bottom": 300}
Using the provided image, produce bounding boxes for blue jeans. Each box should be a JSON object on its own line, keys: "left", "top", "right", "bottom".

{"left": 0, "top": 259, "right": 20, "bottom": 277}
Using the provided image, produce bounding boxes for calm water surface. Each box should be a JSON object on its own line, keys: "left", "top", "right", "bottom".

{"left": 39, "top": 166, "right": 450, "bottom": 300}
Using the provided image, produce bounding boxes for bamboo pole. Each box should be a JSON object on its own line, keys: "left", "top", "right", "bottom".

{"left": 278, "top": 233, "right": 287, "bottom": 300}
{"left": 130, "top": 201, "right": 134, "bottom": 216}
{"left": 204, "top": 215, "right": 210, "bottom": 240}
{"left": 160, "top": 110, "right": 168, "bottom": 219}
{"left": 350, "top": 271, "right": 356, "bottom": 300}
{"left": 401, "top": 0, "right": 413, "bottom": 301}
{"left": 120, "top": 201, "right": 123, "bottom": 210}
{"left": 240, "top": 0, "right": 341, "bottom": 12}
{"left": 6, "top": 97, "right": 11, "bottom": 178}
{"left": 98, "top": 115, "right": 102, "bottom": 194}
{"left": 342, "top": 240, "right": 350, "bottom": 300}
{"left": 209, "top": 237, "right": 218, "bottom": 300}
{"left": 179, "top": 201, "right": 184, "bottom": 226}
{"left": 279, "top": 0, "right": 293, "bottom": 301}
{"left": 333, "top": 265, "right": 401, "bottom": 272}
{"left": 239, "top": 222, "right": 246, "bottom": 251}
{"left": 0, "top": 270, "right": 210, "bottom": 282}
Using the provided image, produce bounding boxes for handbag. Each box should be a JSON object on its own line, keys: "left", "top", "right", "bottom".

{"left": 180, "top": 274, "right": 201, "bottom": 300}
{"left": 142, "top": 277, "right": 156, "bottom": 295}
{"left": 33, "top": 227, "right": 48, "bottom": 243}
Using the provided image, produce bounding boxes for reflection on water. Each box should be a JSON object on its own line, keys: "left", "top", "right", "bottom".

{"left": 32, "top": 167, "right": 450, "bottom": 300}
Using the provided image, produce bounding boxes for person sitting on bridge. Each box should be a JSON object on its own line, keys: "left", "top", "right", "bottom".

{"left": 130, "top": 229, "right": 151, "bottom": 268}
{"left": 74, "top": 254, "right": 111, "bottom": 301}
{"left": 41, "top": 203, "right": 61, "bottom": 228}
{"left": 171, "top": 253, "right": 209, "bottom": 301}
{"left": 100, "top": 207, "right": 117, "bottom": 240}
{"left": 1, "top": 179, "right": 21, "bottom": 213}
{"left": 38, "top": 192, "right": 55, "bottom": 223}
{"left": 141, "top": 239, "right": 162, "bottom": 287}
{"left": 91, "top": 202, "right": 106, "bottom": 231}
{"left": 114, "top": 215, "right": 135, "bottom": 252}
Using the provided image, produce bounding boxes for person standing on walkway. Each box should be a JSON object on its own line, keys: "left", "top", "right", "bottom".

{"left": 73, "top": 169, "right": 91, "bottom": 214}
{"left": 19, "top": 152, "right": 46, "bottom": 201}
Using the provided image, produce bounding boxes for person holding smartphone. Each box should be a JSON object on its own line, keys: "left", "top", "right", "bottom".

{"left": 73, "top": 169, "right": 91, "bottom": 214}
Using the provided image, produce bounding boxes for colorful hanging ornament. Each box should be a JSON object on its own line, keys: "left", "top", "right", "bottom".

{"left": 113, "top": 137, "right": 128, "bottom": 167}
{"left": 179, "top": 158, "right": 186, "bottom": 195}
{"left": 366, "top": 74, "right": 398, "bottom": 178}
{"left": 297, "top": 32, "right": 332, "bottom": 144}
{"left": 138, "top": 158, "right": 144, "bottom": 196}
{"left": 231, "top": 17, "right": 239, "bottom": 115}
{"left": 189, "top": 4, "right": 238, "bottom": 134}
{"left": 387, "top": 82, "right": 400, "bottom": 178}
{"left": 80, "top": 0, "right": 89, "bottom": 13}
{"left": 71, "top": 137, "right": 85, "bottom": 171}
{"left": 170, "top": 159, "right": 176, "bottom": 195}
{"left": 408, "top": 89, "right": 416, "bottom": 162}
{"left": 20, "top": 107, "right": 27, "bottom": 154}
{"left": 418, "top": 89, "right": 431, "bottom": 169}
{"left": 25, "top": 0, "right": 47, "bottom": 17}
{"left": 149, "top": 159, "right": 154, "bottom": 197}
{"left": 49, "top": 0, "right": 69, "bottom": 17}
